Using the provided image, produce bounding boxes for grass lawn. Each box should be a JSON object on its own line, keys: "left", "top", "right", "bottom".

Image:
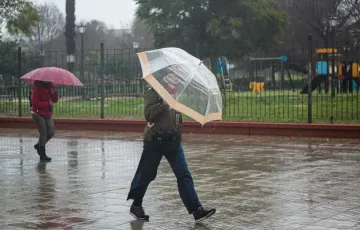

{"left": 222, "top": 90, "right": 360, "bottom": 123}
{"left": 1, "top": 89, "right": 359, "bottom": 124}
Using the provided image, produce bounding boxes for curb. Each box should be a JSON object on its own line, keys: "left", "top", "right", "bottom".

{"left": 0, "top": 117, "right": 359, "bottom": 138}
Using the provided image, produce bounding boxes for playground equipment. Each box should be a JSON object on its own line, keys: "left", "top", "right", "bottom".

{"left": 300, "top": 47, "right": 360, "bottom": 94}
{"left": 248, "top": 55, "right": 300, "bottom": 91}
{"left": 249, "top": 82, "right": 265, "bottom": 92}
{"left": 216, "top": 57, "right": 232, "bottom": 92}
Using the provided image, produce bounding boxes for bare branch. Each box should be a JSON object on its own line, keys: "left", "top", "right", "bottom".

{"left": 19, "top": 2, "right": 65, "bottom": 51}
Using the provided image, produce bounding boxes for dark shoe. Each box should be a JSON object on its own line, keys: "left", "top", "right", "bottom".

{"left": 39, "top": 146, "right": 52, "bottom": 162}
{"left": 34, "top": 143, "right": 40, "bottom": 156}
{"left": 129, "top": 204, "right": 149, "bottom": 221}
{"left": 193, "top": 207, "right": 216, "bottom": 222}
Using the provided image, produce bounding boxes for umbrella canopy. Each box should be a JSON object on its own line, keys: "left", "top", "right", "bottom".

{"left": 20, "top": 67, "right": 83, "bottom": 86}
{"left": 137, "top": 47, "right": 222, "bottom": 125}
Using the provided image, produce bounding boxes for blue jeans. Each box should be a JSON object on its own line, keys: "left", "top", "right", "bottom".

{"left": 127, "top": 140, "right": 202, "bottom": 214}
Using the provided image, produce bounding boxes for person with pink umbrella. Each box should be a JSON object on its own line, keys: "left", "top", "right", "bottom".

{"left": 21, "top": 67, "right": 83, "bottom": 161}
{"left": 30, "top": 80, "right": 58, "bottom": 161}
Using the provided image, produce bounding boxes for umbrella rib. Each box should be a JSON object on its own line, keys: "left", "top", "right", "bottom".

{"left": 175, "top": 63, "right": 202, "bottom": 101}
{"left": 204, "top": 87, "right": 211, "bottom": 124}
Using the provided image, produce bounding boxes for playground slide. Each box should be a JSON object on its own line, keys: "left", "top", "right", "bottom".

{"left": 289, "top": 63, "right": 308, "bottom": 74}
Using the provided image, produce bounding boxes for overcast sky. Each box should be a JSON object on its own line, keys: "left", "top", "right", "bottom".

{"left": 35, "top": 0, "right": 137, "bottom": 29}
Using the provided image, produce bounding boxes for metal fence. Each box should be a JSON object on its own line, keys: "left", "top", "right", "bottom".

{"left": 0, "top": 39, "right": 359, "bottom": 124}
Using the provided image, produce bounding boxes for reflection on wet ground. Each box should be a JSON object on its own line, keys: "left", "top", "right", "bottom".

{"left": 1, "top": 129, "right": 360, "bottom": 229}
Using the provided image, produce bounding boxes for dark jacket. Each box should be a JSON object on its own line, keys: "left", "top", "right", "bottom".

{"left": 31, "top": 81, "right": 58, "bottom": 117}
{"left": 143, "top": 88, "right": 182, "bottom": 142}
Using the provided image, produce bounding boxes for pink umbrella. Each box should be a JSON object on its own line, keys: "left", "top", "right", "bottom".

{"left": 20, "top": 67, "right": 84, "bottom": 86}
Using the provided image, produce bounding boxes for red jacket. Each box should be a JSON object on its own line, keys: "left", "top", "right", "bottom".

{"left": 31, "top": 82, "right": 59, "bottom": 117}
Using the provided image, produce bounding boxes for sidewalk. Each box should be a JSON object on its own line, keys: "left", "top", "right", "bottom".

{"left": 0, "top": 129, "right": 360, "bottom": 229}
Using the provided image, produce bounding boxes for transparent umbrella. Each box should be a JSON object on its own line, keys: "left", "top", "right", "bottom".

{"left": 137, "top": 47, "right": 222, "bottom": 125}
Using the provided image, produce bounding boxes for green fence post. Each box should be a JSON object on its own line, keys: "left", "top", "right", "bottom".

{"left": 17, "top": 47, "right": 22, "bottom": 117}
{"left": 100, "top": 43, "right": 105, "bottom": 119}
{"left": 308, "top": 34, "right": 313, "bottom": 123}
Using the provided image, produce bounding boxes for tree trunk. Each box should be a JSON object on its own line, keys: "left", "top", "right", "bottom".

{"left": 65, "top": 0, "right": 76, "bottom": 72}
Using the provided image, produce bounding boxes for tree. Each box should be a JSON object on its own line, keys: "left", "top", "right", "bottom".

{"left": 19, "top": 3, "right": 65, "bottom": 52}
{"left": 83, "top": 20, "right": 108, "bottom": 49}
{"left": 274, "top": 0, "right": 360, "bottom": 68}
{"left": 0, "top": 39, "right": 41, "bottom": 96}
{"left": 0, "top": 40, "right": 17, "bottom": 80}
{"left": 65, "top": 0, "right": 76, "bottom": 71}
{"left": 131, "top": 18, "right": 154, "bottom": 48}
{"left": 0, "top": 40, "right": 17, "bottom": 97}
{"left": 134, "top": 0, "right": 288, "bottom": 71}
{"left": 290, "top": 0, "right": 360, "bottom": 44}
{"left": 0, "top": 0, "right": 40, "bottom": 38}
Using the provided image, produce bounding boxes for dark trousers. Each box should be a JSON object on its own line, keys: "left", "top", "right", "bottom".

{"left": 31, "top": 113, "right": 55, "bottom": 146}
{"left": 317, "top": 75, "right": 329, "bottom": 94}
{"left": 342, "top": 79, "right": 353, "bottom": 93}
{"left": 127, "top": 140, "right": 202, "bottom": 214}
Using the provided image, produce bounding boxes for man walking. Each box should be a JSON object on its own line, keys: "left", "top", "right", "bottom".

{"left": 127, "top": 86, "right": 216, "bottom": 222}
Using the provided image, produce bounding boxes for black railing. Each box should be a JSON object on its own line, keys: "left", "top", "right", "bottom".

{"left": 0, "top": 40, "right": 359, "bottom": 124}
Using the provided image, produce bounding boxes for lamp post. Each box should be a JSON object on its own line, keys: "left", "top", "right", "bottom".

{"left": 78, "top": 23, "right": 86, "bottom": 83}
{"left": 132, "top": 41, "right": 141, "bottom": 95}
{"left": 344, "top": 43, "right": 350, "bottom": 63}
{"left": 322, "top": 26, "right": 329, "bottom": 94}
{"left": 330, "top": 16, "right": 338, "bottom": 98}
{"left": 40, "top": 50, "right": 45, "bottom": 67}
{"left": 279, "top": 41, "right": 285, "bottom": 90}
{"left": 78, "top": 23, "right": 86, "bottom": 98}
{"left": 66, "top": 54, "right": 75, "bottom": 65}
{"left": 132, "top": 41, "right": 139, "bottom": 49}
{"left": 351, "top": 29, "right": 360, "bottom": 71}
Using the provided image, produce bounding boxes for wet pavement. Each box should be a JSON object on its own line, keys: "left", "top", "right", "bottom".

{"left": 1, "top": 128, "right": 360, "bottom": 230}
